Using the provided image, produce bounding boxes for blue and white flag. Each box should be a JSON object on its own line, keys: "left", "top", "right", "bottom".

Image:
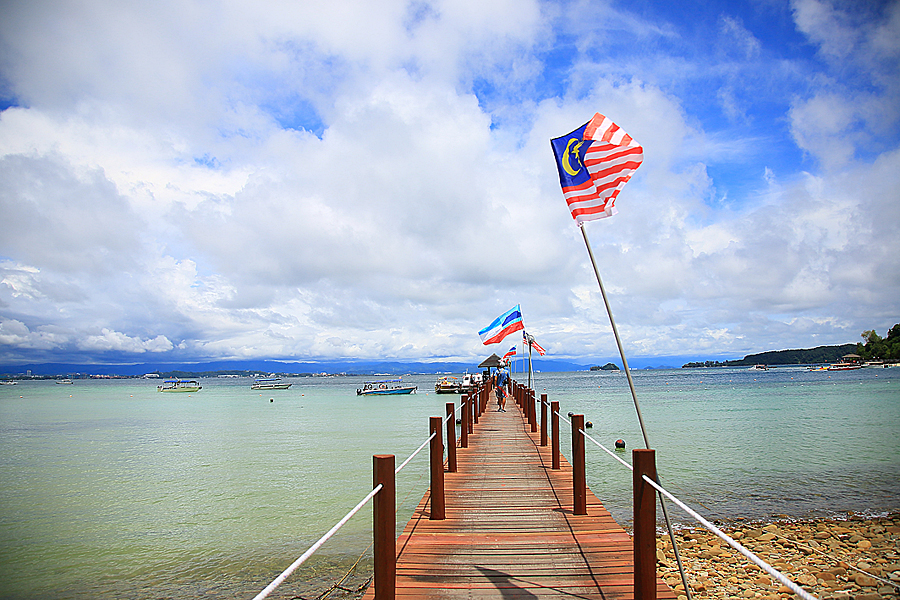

{"left": 479, "top": 305, "right": 525, "bottom": 345}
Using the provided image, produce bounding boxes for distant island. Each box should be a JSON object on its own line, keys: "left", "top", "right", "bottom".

{"left": 682, "top": 323, "right": 900, "bottom": 368}
{"left": 590, "top": 363, "right": 620, "bottom": 371}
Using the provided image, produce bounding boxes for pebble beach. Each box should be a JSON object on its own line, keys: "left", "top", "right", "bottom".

{"left": 657, "top": 514, "right": 900, "bottom": 600}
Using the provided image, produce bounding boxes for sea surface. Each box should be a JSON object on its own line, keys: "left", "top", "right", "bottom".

{"left": 0, "top": 366, "right": 898, "bottom": 599}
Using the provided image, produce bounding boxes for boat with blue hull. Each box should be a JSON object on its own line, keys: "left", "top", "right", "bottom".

{"left": 357, "top": 379, "right": 417, "bottom": 396}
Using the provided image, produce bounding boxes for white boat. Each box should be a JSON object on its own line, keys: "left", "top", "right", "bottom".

{"left": 56, "top": 379, "right": 74, "bottom": 384}
{"left": 251, "top": 378, "right": 292, "bottom": 390}
{"left": 357, "top": 379, "right": 418, "bottom": 396}
{"left": 749, "top": 365, "right": 770, "bottom": 371}
{"left": 0, "top": 380, "right": 16, "bottom": 385}
{"left": 826, "top": 362, "right": 862, "bottom": 371}
{"left": 157, "top": 379, "right": 202, "bottom": 392}
{"left": 460, "top": 372, "right": 483, "bottom": 394}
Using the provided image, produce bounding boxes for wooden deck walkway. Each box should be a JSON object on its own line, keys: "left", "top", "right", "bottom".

{"left": 362, "top": 394, "right": 677, "bottom": 599}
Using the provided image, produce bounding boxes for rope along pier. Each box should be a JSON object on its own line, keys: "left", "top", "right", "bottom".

{"left": 253, "top": 379, "right": 822, "bottom": 599}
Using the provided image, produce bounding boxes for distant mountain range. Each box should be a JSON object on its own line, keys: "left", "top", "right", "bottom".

{"left": 0, "top": 343, "right": 861, "bottom": 377}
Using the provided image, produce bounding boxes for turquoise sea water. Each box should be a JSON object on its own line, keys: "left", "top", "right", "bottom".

{"left": 0, "top": 367, "right": 897, "bottom": 599}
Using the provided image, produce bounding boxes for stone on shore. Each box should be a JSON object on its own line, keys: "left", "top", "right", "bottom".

{"left": 656, "top": 514, "right": 900, "bottom": 600}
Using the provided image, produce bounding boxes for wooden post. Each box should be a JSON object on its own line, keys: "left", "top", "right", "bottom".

{"left": 572, "top": 414, "right": 586, "bottom": 515}
{"left": 633, "top": 449, "right": 657, "bottom": 600}
{"left": 551, "top": 401, "right": 560, "bottom": 470}
{"left": 460, "top": 395, "right": 469, "bottom": 448}
{"left": 429, "top": 416, "right": 445, "bottom": 520}
{"left": 540, "top": 394, "right": 548, "bottom": 446}
{"left": 445, "top": 402, "right": 457, "bottom": 473}
{"left": 530, "top": 389, "right": 538, "bottom": 433}
{"left": 473, "top": 388, "right": 479, "bottom": 425}
{"left": 373, "top": 454, "right": 395, "bottom": 600}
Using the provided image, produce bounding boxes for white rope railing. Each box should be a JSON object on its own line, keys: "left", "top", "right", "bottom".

{"left": 550, "top": 405, "right": 819, "bottom": 600}
{"left": 253, "top": 399, "right": 464, "bottom": 599}
{"left": 252, "top": 483, "right": 383, "bottom": 600}
{"left": 395, "top": 431, "right": 436, "bottom": 474}
{"left": 642, "top": 475, "right": 818, "bottom": 600}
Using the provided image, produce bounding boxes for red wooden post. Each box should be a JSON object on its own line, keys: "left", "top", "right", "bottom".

{"left": 633, "top": 449, "right": 657, "bottom": 600}
{"left": 429, "top": 416, "right": 445, "bottom": 520}
{"left": 572, "top": 414, "right": 586, "bottom": 515}
{"left": 469, "top": 393, "right": 475, "bottom": 433}
{"left": 460, "top": 395, "right": 469, "bottom": 448}
{"left": 530, "top": 389, "right": 537, "bottom": 433}
{"left": 445, "top": 402, "right": 457, "bottom": 473}
{"left": 373, "top": 454, "right": 395, "bottom": 600}
{"left": 540, "top": 393, "right": 548, "bottom": 446}
{"left": 551, "top": 401, "right": 560, "bottom": 470}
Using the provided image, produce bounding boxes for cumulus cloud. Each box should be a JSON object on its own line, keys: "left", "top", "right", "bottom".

{"left": 0, "top": 0, "right": 897, "bottom": 367}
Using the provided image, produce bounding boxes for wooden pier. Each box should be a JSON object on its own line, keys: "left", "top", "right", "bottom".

{"left": 362, "top": 389, "right": 677, "bottom": 599}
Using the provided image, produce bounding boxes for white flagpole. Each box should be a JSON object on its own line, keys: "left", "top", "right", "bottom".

{"left": 579, "top": 223, "right": 693, "bottom": 600}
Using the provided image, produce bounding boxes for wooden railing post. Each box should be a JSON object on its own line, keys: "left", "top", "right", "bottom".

{"left": 429, "top": 416, "right": 445, "bottom": 520}
{"left": 551, "top": 401, "right": 560, "bottom": 470}
{"left": 572, "top": 414, "right": 586, "bottom": 515}
{"left": 540, "top": 393, "right": 548, "bottom": 446}
{"left": 373, "top": 454, "right": 395, "bottom": 600}
{"left": 633, "top": 449, "right": 657, "bottom": 600}
{"left": 473, "top": 388, "right": 480, "bottom": 424}
{"left": 445, "top": 402, "right": 457, "bottom": 473}
{"left": 460, "top": 395, "right": 469, "bottom": 448}
{"left": 529, "top": 389, "right": 537, "bottom": 433}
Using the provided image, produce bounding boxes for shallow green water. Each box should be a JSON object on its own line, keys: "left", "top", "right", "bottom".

{"left": 0, "top": 367, "right": 897, "bottom": 598}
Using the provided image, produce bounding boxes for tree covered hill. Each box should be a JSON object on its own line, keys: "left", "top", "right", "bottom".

{"left": 683, "top": 323, "right": 899, "bottom": 368}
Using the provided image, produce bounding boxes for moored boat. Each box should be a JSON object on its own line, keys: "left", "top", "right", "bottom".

{"left": 460, "top": 372, "right": 483, "bottom": 394}
{"left": 826, "top": 363, "right": 862, "bottom": 371}
{"left": 251, "top": 378, "right": 292, "bottom": 390}
{"left": 749, "top": 364, "right": 770, "bottom": 371}
{"left": 357, "top": 379, "right": 417, "bottom": 396}
{"left": 434, "top": 376, "right": 461, "bottom": 394}
{"left": 56, "top": 379, "right": 74, "bottom": 384}
{"left": 157, "top": 379, "right": 202, "bottom": 392}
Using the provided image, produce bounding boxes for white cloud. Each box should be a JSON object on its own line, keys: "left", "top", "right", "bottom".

{"left": 0, "top": 0, "right": 897, "bottom": 367}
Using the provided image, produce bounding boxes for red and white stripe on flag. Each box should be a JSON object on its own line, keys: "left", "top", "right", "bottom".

{"left": 561, "top": 113, "right": 643, "bottom": 225}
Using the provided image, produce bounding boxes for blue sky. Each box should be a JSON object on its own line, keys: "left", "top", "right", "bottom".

{"left": 0, "top": 0, "right": 898, "bottom": 367}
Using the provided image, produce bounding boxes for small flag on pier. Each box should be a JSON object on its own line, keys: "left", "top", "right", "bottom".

{"left": 479, "top": 305, "right": 525, "bottom": 345}
{"left": 524, "top": 331, "right": 546, "bottom": 356}
{"left": 502, "top": 346, "right": 516, "bottom": 361}
{"left": 551, "top": 113, "right": 643, "bottom": 225}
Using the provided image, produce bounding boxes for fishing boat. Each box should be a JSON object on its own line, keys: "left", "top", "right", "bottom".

{"left": 157, "top": 379, "right": 202, "bottom": 392}
{"left": 357, "top": 379, "right": 417, "bottom": 396}
{"left": 434, "top": 376, "right": 461, "bottom": 394}
{"left": 251, "top": 378, "right": 292, "bottom": 390}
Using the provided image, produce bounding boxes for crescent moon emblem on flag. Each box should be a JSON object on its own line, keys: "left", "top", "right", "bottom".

{"left": 562, "top": 138, "right": 583, "bottom": 176}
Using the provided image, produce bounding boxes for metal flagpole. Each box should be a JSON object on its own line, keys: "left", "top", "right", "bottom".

{"left": 526, "top": 334, "right": 534, "bottom": 389}
{"left": 579, "top": 224, "right": 693, "bottom": 600}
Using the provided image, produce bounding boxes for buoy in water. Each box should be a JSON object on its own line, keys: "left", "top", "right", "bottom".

{"left": 615, "top": 439, "right": 625, "bottom": 450}
{"left": 567, "top": 411, "right": 574, "bottom": 417}
{"left": 585, "top": 421, "right": 593, "bottom": 428}
{"left": 270, "top": 398, "right": 274, "bottom": 402}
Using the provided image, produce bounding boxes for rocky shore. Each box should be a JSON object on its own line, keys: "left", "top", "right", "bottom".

{"left": 657, "top": 514, "right": 900, "bottom": 600}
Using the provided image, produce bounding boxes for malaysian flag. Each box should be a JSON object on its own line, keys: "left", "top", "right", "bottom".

{"left": 551, "top": 113, "right": 643, "bottom": 225}
{"left": 523, "top": 331, "right": 546, "bottom": 356}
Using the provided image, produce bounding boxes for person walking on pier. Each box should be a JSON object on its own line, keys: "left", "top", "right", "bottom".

{"left": 495, "top": 366, "right": 509, "bottom": 412}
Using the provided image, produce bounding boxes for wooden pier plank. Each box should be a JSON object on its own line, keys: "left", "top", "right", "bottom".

{"left": 361, "top": 392, "right": 677, "bottom": 599}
